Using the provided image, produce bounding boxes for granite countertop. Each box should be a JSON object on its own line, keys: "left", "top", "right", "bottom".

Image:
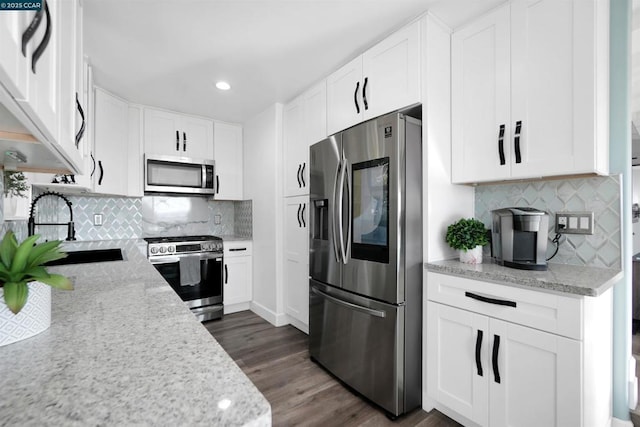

{"left": 0, "top": 239, "right": 271, "bottom": 426}
{"left": 220, "top": 235, "right": 252, "bottom": 242}
{"left": 425, "top": 259, "right": 622, "bottom": 297}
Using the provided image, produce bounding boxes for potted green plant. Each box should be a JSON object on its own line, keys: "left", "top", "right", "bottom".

{"left": 3, "top": 170, "right": 28, "bottom": 198}
{"left": 0, "top": 231, "right": 73, "bottom": 347}
{"left": 445, "top": 218, "right": 489, "bottom": 264}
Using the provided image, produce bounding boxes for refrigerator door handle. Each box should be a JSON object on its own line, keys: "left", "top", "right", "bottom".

{"left": 331, "top": 162, "right": 342, "bottom": 263}
{"left": 311, "top": 286, "right": 386, "bottom": 318}
{"left": 336, "top": 159, "right": 347, "bottom": 263}
{"left": 343, "top": 157, "right": 352, "bottom": 261}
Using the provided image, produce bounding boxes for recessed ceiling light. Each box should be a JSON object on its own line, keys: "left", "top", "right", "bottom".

{"left": 216, "top": 81, "right": 231, "bottom": 91}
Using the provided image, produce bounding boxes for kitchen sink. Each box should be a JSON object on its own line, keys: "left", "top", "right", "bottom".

{"left": 45, "top": 248, "right": 125, "bottom": 266}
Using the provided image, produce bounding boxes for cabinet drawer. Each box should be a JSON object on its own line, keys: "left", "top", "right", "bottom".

{"left": 426, "top": 272, "right": 582, "bottom": 340}
{"left": 224, "top": 241, "right": 252, "bottom": 257}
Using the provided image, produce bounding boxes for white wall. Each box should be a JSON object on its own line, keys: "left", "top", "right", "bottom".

{"left": 423, "top": 14, "right": 475, "bottom": 263}
{"left": 243, "top": 103, "right": 286, "bottom": 326}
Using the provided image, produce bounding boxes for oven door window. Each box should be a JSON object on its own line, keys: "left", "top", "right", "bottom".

{"left": 351, "top": 157, "right": 389, "bottom": 263}
{"left": 153, "top": 256, "right": 223, "bottom": 303}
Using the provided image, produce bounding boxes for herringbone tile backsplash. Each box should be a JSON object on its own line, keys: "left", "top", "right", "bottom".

{"left": 1, "top": 186, "right": 252, "bottom": 242}
{"left": 475, "top": 175, "right": 622, "bottom": 269}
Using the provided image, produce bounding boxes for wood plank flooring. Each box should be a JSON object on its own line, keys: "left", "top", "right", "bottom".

{"left": 204, "top": 311, "right": 461, "bottom": 427}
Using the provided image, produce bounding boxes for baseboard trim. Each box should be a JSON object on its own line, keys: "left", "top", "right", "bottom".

{"left": 287, "top": 316, "right": 309, "bottom": 334}
{"left": 250, "top": 301, "right": 288, "bottom": 327}
{"left": 224, "top": 302, "right": 251, "bottom": 315}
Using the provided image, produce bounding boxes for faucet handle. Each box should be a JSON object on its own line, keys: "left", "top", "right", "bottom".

{"left": 66, "top": 221, "right": 76, "bottom": 241}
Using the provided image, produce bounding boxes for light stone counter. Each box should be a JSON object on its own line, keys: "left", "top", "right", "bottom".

{"left": 220, "top": 235, "right": 252, "bottom": 242}
{"left": 0, "top": 239, "right": 271, "bottom": 426}
{"left": 426, "top": 259, "right": 622, "bottom": 297}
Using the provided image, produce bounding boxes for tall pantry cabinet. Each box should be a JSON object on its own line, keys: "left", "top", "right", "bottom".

{"left": 282, "top": 80, "right": 327, "bottom": 333}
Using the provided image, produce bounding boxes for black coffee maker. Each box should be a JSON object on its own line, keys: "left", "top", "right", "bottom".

{"left": 491, "top": 207, "right": 549, "bottom": 271}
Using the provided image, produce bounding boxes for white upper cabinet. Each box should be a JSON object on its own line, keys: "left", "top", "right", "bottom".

{"left": 143, "top": 107, "right": 214, "bottom": 160}
{"left": 284, "top": 80, "right": 327, "bottom": 197}
{"left": 213, "top": 121, "right": 243, "bottom": 200}
{"left": 0, "top": 11, "right": 29, "bottom": 100}
{"left": 327, "top": 19, "right": 421, "bottom": 135}
{"left": 93, "top": 87, "right": 130, "bottom": 196}
{"left": 452, "top": 0, "right": 609, "bottom": 184}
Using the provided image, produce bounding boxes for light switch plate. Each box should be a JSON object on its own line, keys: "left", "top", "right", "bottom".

{"left": 555, "top": 211, "right": 594, "bottom": 235}
{"left": 94, "top": 213, "right": 103, "bottom": 226}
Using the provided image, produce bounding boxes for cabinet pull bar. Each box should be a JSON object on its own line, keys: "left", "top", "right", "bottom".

{"left": 216, "top": 175, "right": 220, "bottom": 194}
{"left": 514, "top": 120, "right": 522, "bottom": 164}
{"left": 296, "top": 203, "right": 302, "bottom": 227}
{"left": 176, "top": 130, "right": 180, "bottom": 151}
{"left": 296, "top": 163, "right": 302, "bottom": 188}
{"left": 475, "top": 329, "right": 484, "bottom": 376}
{"left": 98, "top": 160, "right": 104, "bottom": 185}
{"left": 465, "top": 291, "right": 516, "bottom": 308}
{"left": 229, "top": 248, "right": 247, "bottom": 252}
{"left": 301, "top": 203, "right": 306, "bottom": 228}
{"left": 31, "top": 0, "right": 51, "bottom": 74}
{"left": 492, "top": 334, "right": 501, "bottom": 383}
{"left": 498, "top": 124, "right": 505, "bottom": 165}
{"left": 354, "top": 81, "right": 360, "bottom": 114}
{"left": 75, "top": 93, "right": 86, "bottom": 148}
{"left": 224, "top": 264, "right": 228, "bottom": 284}
{"left": 362, "top": 77, "right": 369, "bottom": 110}
{"left": 22, "top": 8, "right": 44, "bottom": 56}
{"left": 301, "top": 162, "right": 306, "bottom": 187}
{"left": 183, "top": 132, "right": 187, "bottom": 151}
{"left": 90, "top": 154, "right": 96, "bottom": 177}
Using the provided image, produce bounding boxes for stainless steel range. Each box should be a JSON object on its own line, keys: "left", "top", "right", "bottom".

{"left": 145, "top": 235, "right": 224, "bottom": 322}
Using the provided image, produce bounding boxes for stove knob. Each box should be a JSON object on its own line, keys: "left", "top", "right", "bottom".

{"left": 168, "top": 245, "right": 175, "bottom": 253}
{"left": 150, "top": 247, "right": 158, "bottom": 254}
{"left": 159, "top": 247, "right": 166, "bottom": 254}
{"left": 203, "top": 243, "right": 211, "bottom": 251}
{"left": 216, "top": 242, "right": 223, "bottom": 251}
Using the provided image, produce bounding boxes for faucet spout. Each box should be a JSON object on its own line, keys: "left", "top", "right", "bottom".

{"left": 28, "top": 191, "right": 77, "bottom": 241}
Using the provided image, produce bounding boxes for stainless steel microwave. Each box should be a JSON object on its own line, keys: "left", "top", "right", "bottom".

{"left": 144, "top": 154, "right": 216, "bottom": 195}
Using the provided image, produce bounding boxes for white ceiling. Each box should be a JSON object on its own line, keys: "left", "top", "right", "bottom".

{"left": 83, "top": 0, "right": 504, "bottom": 124}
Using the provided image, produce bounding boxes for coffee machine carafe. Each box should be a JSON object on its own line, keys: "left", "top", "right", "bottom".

{"left": 491, "top": 207, "right": 549, "bottom": 271}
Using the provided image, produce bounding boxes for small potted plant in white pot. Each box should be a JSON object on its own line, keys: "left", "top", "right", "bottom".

{"left": 0, "top": 231, "right": 73, "bottom": 347}
{"left": 3, "top": 170, "right": 29, "bottom": 219}
{"left": 445, "top": 218, "right": 489, "bottom": 264}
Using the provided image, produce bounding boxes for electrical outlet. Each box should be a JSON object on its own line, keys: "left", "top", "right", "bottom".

{"left": 214, "top": 214, "right": 222, "bottom": 225}
{"left": 555, "top": 211, "right": 594, "bottom": 235}
{"left": 94, "top": 213, "right": 103, "bottom": 226}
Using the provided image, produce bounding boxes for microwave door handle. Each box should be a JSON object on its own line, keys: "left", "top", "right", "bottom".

{"left": 202, "top": 166, "right": 207, "bottom": 190}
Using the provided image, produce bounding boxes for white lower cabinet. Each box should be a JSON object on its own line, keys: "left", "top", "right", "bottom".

{"left": 223, "top": 241, "right": 252, "bottom": 314}
{"left": 283, "top": 196, "right": 309, "bottom": 333}
{"left": 425, "top": 272, "right": 612, "bottom": 427}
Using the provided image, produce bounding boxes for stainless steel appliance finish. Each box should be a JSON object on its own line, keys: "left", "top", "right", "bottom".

{"left": 309, "top": 111, "right": 422, "bottom": 417}
{"left": 145, "top": 235, "right": 224, "bottom": 321}
{"left": 144, "top": 154, "right": 216, "bottom": 195}
{"left": 491, "top": 207, "right": 549, "bottom": 271}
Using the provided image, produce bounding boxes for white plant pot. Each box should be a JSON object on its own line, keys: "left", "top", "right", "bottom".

{"left": 459, "top": 245, "right": 483, "bottom": 264}
{"left": 0, "top": 281, "right": 51, "bottom": 347}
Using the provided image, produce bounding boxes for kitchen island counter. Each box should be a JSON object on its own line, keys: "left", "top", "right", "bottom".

{"left": 426, "top": 259, "right": 621, "bottom": 297}
{"left": 0, "top": 239, "right": 271, "bottom": 426}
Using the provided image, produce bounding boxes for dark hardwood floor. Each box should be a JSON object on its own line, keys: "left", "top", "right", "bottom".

{"left": 204, "top": 311, "right": 461, "bottom": 427}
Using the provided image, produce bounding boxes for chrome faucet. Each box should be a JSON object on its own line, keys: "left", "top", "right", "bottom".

{"left": 27, "top": 191, "right": 76, "bottom": 241}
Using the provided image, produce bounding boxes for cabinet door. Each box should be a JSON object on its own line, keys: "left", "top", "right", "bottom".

{"left": 283, "top": 96, "right": 306, "bottom": 197}
{"left": 143, "top": 108, "right": 182, "bottom": 157}
{"left": 284, "top": 196, "right": 309, "bottom": 332}
{"left": 94, "top": 88, "right": 128, "bottom": 196}
{"left": 213, "top": 122, "right": 243, "bottom": 200}
{"left": 181, "top": 115, "right": 213, "bottom": 160}
{"left": 304, "top": 80, "right": 327, "bottom": 146}
{"left": 327, "top": 55, "right": 363, "bottom": 136}
{"left": 18, "top": 0, "right": 59, "bottom": 145}
{"left": 489, "top": 319, "right": 581, "bottom": 427}
{"left": 510, "top": 0, "right": 599, "bottom": 179}
{"left": 0, "top": 10, "right": 29, "bottom": 99}
{"left": 224, "top": 255, "right": 252, "bottom": 306}
{"left": 427, "top": 302, "right": 489, "bottom": 426}
{"left": 451, "top": 4, "right": 511, "bottom": 184}
{"left": 362, "top": 19, "right": 421, "bottom": 120}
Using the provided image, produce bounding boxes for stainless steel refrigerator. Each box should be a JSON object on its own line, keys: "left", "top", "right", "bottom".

{"left": 309, "top": 111, "right": 422, "bottom": 417}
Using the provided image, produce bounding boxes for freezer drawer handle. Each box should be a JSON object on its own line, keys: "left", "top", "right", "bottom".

{"left": 475, "top": 329, "right": 484, "bottom": 376}
{"left": 465, "top": 291, "right": 516, "bottom": 308}
{"left": 311, "top": 287, "right": 386, "bottom": 318}
{"left": 492, "top": 334, "right": 501, "bottom": 383}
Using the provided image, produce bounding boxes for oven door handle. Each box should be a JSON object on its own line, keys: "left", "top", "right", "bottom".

{"left": 149, "top": 253, "right": 223, "bottom": 264}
